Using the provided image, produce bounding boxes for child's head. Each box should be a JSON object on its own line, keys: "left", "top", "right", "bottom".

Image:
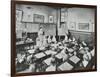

{"left": 85, "top": 47, "right": 89, "bottom": 51}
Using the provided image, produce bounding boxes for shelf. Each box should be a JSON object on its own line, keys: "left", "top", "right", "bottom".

{"left": 21, "top": 21, "right": 57, "bottom": 25}
{"left": 34, "top": 22, "right": 57, "bottom": 25}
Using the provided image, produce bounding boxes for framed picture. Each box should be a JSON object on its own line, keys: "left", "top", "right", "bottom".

{"left": 69, "top": 22, "right": 76, "bottom": 30}
{"left": 22, "top": 7, "right": 34, "bottom": 22}
{"left": 34, "top": 14, "right": 44, "bottom": 23}
{"left": 49, "top": 16, "right": 54, "bottom": 23}
{"left": 11, "top": 1, "right": 97, "bottom": 77}
{"left": 16, "top": 10, "right": 22, "bottom": 22}
{"left": 78, "top": 23, "right": 89, "bottom": 31}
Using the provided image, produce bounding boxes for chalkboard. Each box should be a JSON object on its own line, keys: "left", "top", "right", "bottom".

{"left": 39, "top": 24, "right": 56, "bottom": 36}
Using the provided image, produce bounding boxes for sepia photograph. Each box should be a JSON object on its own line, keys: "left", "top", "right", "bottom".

{"left": 11, "top": 1, "right": 97, "bottom": 76}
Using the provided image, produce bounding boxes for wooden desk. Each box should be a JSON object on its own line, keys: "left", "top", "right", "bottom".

{"left": 45, "top": 50, "right": 57, "bottom": 55}
{"left": 43, "top": 57, "right": 53, "bottom": 66}
{"left": 69, "top": 55, "right": 80, "bottom": 64}
{"left": 27, "top": 49, "right": 35, "bottom": 54}
{"left": 16, "top": 41, "right": 34, "bottom": 46}
{"left": 55, "top": 52, "right": 68, "bottom": 61}
{"left": 34, "top": 52, "right": 46, "bottom": 59}
{"left": 46, "top": 65, "right": 56, "bottom": 71}
{"left": 16, "top": 41, "right": 34, "bottom": 52}
{"left": 58, "top": 61, "right": 73, "bottom": 71}
{"left": 55, "top": 53, "right": 63, "bottom": 59}
{"left": 67, "top": 48, "right": 74, "bottom": 53}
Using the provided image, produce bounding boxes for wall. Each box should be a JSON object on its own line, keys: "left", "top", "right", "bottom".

{"left": 65, "top": 8, "right": 95, "bottom": 42}
{"left": 57, "top": 7, "right": 95, "bottom": 42}
{"left": 16, "top": 4, "right": 57, "bottom": 23}
{"left": 16, "top": 4, "right": 57, "bottom": 38}
{"left": 67, "top": 8, "right": 95, "bottom": 32}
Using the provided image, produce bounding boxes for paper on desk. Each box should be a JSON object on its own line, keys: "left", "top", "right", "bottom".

{"left": 68, "top": 48, "right": 74, "bottom": 53}
{"left": 55, "top": 53, "right": 63, "bottom": 59}
{"left": 55, "top": 50, "right": 68, "bottom": 60}
{"left": 45, "top": 50, "right": 57, "bottom": 55}
{"left": 28, "top": 49, "right": 35, "bottom": 54}
{"left": 34, "top": 52, "right": 46, "bottom": 59}
{"left": 69, "top": 56, "right": 80, "bottom": 64}
{"left": 44, "top": 57, "right": 53, "bottom": 65}
{"left": 58, "top": 61, "right": 73, "bottom": 70}
{"left": 46, "top": 65, "right": 56, "bottom": 71}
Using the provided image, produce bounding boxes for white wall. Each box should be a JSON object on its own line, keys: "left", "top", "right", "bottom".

{"left": 67, "top": 8, "right": 95, "bottom": 32}
{"left": 17, "top": 4, "right": 51, "bottom": 23}
{"left": 16, "top": 4, "right": 57, "bottom": 23}
{"left": 16, "top": 4, "right": 57, "bottom": 37}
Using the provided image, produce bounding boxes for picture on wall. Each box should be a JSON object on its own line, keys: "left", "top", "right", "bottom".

{"left": 78, "top": 23, "right": 89, "bottom": 30}
{"left": 11, "top": 1, "right": 97, "bottom": 77}
{"left": 16, "top": 10, "right": 22, "bottom": 22}
{"left": 22, "top": 9, "right": 34, "bottom": 22}
{"left": 34, "top": 14, "right": 44, "bottom": 23}
{"left": 69, "top": 22, "right": 76, "bottom": 30}
{"left": 49, "top": 16, "right": 54, "bottom": 23}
